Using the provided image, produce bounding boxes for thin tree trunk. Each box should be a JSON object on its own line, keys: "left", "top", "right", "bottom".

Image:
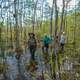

{"left": 14, "top": 0, "right": 21, "bottom": 80}
{"left": 32, "top": 0, "right": 38, "bottom": 33}
{"left": 73, "top": 3, "right": 76, "bottom": 50}
{"left": 50, "top": 0, "right": 54, "bottom": 37}
{"left": 60, "top": 0, "right": 65, "bottom": 32}
{"left": 53, "top": 0, "right": 59, "bottom": 79}
{"left": 54, "top": 0, "right": 61, "bottom": 80}
{"left": 14, "top": 0, "right": 19, "bottom": 49}
{"left": 40, "top": 0, "right": 44, "bottom": 29}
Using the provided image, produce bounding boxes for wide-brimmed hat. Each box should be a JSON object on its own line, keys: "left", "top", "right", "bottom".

{"left": 28, "top": 33, "right": 35, "bottom": 36}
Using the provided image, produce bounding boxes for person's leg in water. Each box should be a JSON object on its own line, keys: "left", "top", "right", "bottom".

{"left": 45, "top": 44, "right": 49, "bottom": 63}
{"left": 42, "top": 45, "right": 45, "bottom": 54}
{"left": 32, "top": 48, "right": 36, "bottom": 61}
{"left": 60, "top": 43, "right": 64, "bottom": 53}
{"left": 29, "top": 46, "right": 38, "bottom": 71}
{"left": 45, "top": 44, "right": 49, "bottom": 54}
{"left": 42, "top": 44, "right": 49, "bottom": 54}
{"left": 30, "top": 46, "right": 35, "bottom": 61}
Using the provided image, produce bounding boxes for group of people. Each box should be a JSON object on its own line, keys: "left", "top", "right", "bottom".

{"left": 27, "top": 32, "right": 66, "bottom": 71}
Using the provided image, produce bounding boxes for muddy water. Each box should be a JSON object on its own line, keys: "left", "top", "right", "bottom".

{"left": 4, "top": 48, "right": 51, "bottom": 80}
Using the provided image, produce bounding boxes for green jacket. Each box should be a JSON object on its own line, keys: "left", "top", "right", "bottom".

{"left": 43, "top": 36, "right": 52, "bottom": 45}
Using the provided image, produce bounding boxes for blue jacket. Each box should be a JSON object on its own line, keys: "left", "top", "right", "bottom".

{"left": 43, "top": 36, "right": 52, "bottom": 45}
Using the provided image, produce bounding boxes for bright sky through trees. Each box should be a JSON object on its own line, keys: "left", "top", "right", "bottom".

{"left": 47, "top": 0, "right": 77, "bottom": 11}
{"left": 48, "top": 0, "right": 76, "bottom": 6}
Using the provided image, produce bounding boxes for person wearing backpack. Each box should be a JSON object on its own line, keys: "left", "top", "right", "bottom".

{"left": 28, "top": 33, "right": 37, "bottom": 61}
{"left": 60, "top": 32, "right": 66, "bottom": 53}
{"left": 42, "top": 34, "right": 52, "bottom": 63}
{"left": 27, "top": 33, "right": 37, "bottom": 72}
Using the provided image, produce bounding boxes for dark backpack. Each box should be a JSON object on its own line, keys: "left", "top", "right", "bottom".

{"left": 28, "top": 38, "right": 36, "bottom": 47}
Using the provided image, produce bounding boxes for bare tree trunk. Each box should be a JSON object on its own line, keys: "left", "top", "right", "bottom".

{"left": 60, "top": 0, "right": 65, "bottom": 32}
{"left": 10, "top": 20, "right": 13, "bottom": 47}
{"left": 60, "top": 0, "right": 72, "bottom": 32}
{"left": 73, "top": 3, "right": 76, "bottom": 50}
{"left": 50, "top": 0, "right": 54, "bottom": 37}
{"left": 14, "top": 0, "right": 19, "bottom": 49}
{"left": 40, "top": 0, "right": 44, "bottom": 29}
{"left": 32, "top": 0, "right": 38, "bottom": 33}
{"left": 14, "top": 0, "right": 21, "bottom": 80}
{"left": 52, "top": 0, "right": 59, "bottom": 79}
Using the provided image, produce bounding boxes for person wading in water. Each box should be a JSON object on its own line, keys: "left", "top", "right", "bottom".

{"left": 27, "top": 33, "right": 37, "bottom": 72}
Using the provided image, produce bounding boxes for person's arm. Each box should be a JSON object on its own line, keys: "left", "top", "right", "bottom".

{"left": 27, "top": 39, "right": 30, "bottom": 48}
